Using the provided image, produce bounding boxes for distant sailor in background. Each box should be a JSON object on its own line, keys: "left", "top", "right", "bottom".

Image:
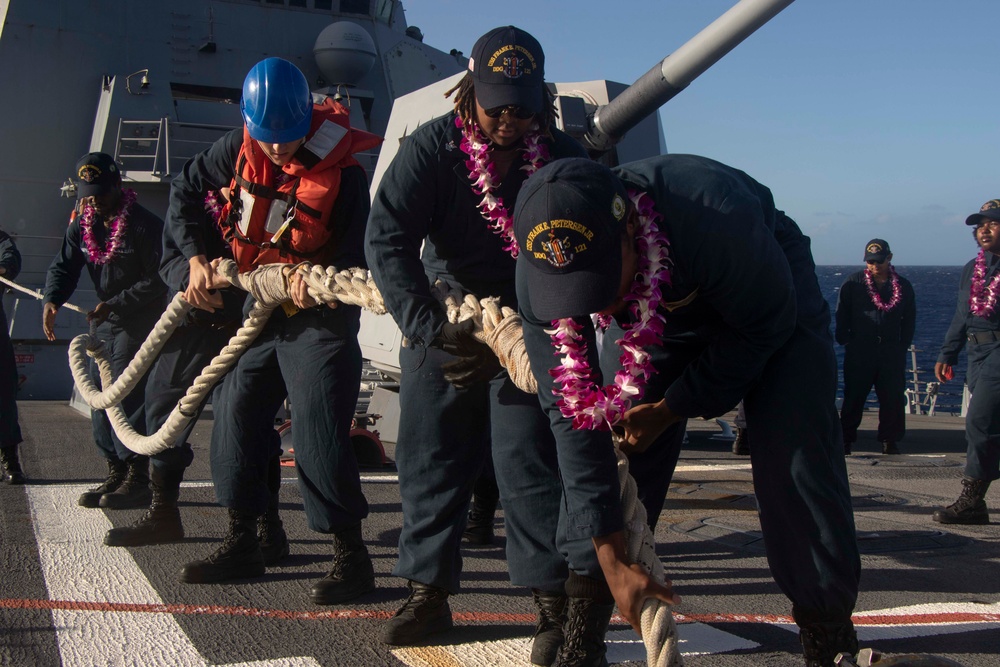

{"left": 835, "top": 238, "right": 916, "bottom": 455}
{"left": 932, "top": 199, "right": 1000, "bottom": 525}
{"left": 0, "top": 228, "right": 25, "bottom": 484}
{"left": 43, "top": 152, "right": 166, "bottom": 509}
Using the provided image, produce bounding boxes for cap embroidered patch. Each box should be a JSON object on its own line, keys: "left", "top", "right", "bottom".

{"left": 612, "top": 194, "right": 625, "bottom": 221}
{"left": 524, "top": 218, "right": 596, "bottom": 268}
{"left": 866, "top": 242, "right": 884, "bottom": 255}
{"left": 486, "top": 44, "right": 537, "bottom": 80}
{"left": 980, "top": 199, "right": 1000, "bottom": 212}
{"left": 78, "top": 165, "right": 101, "bottom": 183}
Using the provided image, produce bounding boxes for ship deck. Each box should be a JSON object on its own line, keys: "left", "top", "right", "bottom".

{"left": 1, "top": 402, "right": 997, "bottom": 666}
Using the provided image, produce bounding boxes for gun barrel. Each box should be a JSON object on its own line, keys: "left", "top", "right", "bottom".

{"left": 584, "top": 0, "right": 796, "bottom": 156}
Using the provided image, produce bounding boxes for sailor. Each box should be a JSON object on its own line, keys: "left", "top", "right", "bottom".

{"left": 43, "top": 152, "right": 167, "bottom": 509}
{"left": 0, "top": 229, "right": 25, "bottom": 484}
{"left": 513, "top": 157, "right": 862, "bottom": 667}
{"left": 932, "top": 199, "right": 1000, "bottom": 525}
{"left": 102, "top": 201, "right": 246, "bottom": 551}
{"left": 835, "top": 239, "right": 916, "bottom": 455}
{"left": 365, "top": 26, "right": 587, "bottom": 662}
{"left": 169, "top": 58, "right": 382, "bottom": 604}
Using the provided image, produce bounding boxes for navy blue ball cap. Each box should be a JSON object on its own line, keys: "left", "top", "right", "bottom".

{"left": 966, "top": 199, "right": 1000, "bottom": 226}
{"left": 513, "top": 158, "right": 629, "bottom": 321}
{"left": 75, "top": 152, "right": 121, "bottom": 199}
{"left": 864, "top": 238, "right": 890, "bottom": 262}
{"left": 468, "top": 26, "right": 545, "bottom": 114}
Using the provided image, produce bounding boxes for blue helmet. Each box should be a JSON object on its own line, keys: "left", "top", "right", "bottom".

{"left": 241, "top": 57, "right": 313, "bottom": 144}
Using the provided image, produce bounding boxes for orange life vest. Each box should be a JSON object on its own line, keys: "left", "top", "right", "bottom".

{"left": 220, "top": 97, "right": 382, "bottom": 270}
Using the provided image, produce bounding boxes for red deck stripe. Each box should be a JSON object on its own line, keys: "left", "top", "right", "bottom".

{"left": 1, "top": 598, "right": 997, "bottom": 626}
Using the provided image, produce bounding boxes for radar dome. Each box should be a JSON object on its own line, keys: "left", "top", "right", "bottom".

{"left": 313, "top": 22, "right": 377, "bottom": 86}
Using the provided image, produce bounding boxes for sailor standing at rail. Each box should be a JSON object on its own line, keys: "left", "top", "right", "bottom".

{"left": 932, "top": 199, "right": 1000, "bottom": 525}
{"left": 365, "top": 26, "right": 588, "bottom": 663}
{"left": 102, "top": 201, "right": 247, "bottom": 550}
{"left": 513, "top": 157, "right": 863, "bottom": 667}
{"left": 835, "top": 239, "right": 916, "bottom": 455}
{"left": 43, "top": 152, "right": 167, "bottom": 510}
{"left": 169, "top": 58, "right": 383, "bottom": 605}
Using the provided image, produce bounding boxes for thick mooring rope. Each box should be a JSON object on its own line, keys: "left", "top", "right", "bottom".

{"left": 614, "top": 439, "right": 684, "bottom": 667}
{"left": 69, "top": 262, "right": 535, "bottom": 454}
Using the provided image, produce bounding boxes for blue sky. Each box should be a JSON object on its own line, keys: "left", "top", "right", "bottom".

{"left": 401, "top": 0, "right": 998, "bottom": 266}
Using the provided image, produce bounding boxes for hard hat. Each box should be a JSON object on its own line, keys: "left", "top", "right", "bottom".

{"left": 241, "top": 57, "right": 312, "bottom": 144}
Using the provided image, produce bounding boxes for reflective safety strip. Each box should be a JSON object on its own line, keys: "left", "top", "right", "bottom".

{"left": 304, "top": 119, "right": 348, "bottom": 161}
{"left": 237, "top": 188, "right": 290, "bottom": 236}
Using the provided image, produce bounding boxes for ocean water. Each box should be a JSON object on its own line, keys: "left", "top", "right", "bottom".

{"left": 816, "top": 265, "right": 966, "bottom": 414}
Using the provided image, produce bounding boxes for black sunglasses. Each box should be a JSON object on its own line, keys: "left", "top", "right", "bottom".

{"left": 866, "top": 259, "right": 886, "bottom": 265}
{"left": 483, "top": 105, "right": 535, "bottom": 120}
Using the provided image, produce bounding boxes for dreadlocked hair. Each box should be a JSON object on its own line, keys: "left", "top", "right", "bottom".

{"left": 444, "top": 72, "right": 559, "bottom": 139}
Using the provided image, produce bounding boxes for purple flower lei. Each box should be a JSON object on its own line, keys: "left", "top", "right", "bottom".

{"left": 79, "top": 188, "right": 137, "bottom": 265}
{"left": 547, "top": 190, "right": 672, "bottom": 431}
{"left": 969, "top": 249, "right": 1000, "bottom": 318}
{"left": 862, "top": 265, "right": 902, "bottom": 312}
{"left": 456, "top": 115, "right": 550, "bottom": 259}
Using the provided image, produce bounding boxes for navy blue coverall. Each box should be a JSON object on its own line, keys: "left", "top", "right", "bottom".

{"left": 148, "top": 183, "right": 244, "bottom": 474}
{"left": 836, "top": 270, "right": 916, "bottom": 445}
{"left": 518, "top": 155, "right": 861, "bottom": 627}
{"left": 45, "top": 202, "right": 166, "bottom": 462}
{"left": 0, "top": 231, "right": 22, "bottom": 453}
{"left": 365, "top": 112, "right": 587, "bottom": 594}
{"left": 938, "top": 252, "right": 1000, "bottom": 482}
{"left": 167, "top": 129, "right": 369, "bottom": 531}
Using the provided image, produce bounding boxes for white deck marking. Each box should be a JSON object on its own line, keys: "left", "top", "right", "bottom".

{"left": 27, "top": 484, "right": 320, "bottom": 667}
{"left": 391, "top": 624, "right": 757, "bottom": 666}
{"left": 773, "top": 601, "right": 1000, "bottom": 641}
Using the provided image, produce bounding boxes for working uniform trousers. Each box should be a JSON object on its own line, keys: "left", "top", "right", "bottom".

{"left": 395, "top": 343, "right": 566, "bottom": 594}
{"left": 0, "top": 305, "right": 22, "bottom": 450}
{"left": 146, "top": 320, "right": 236, "bottom": 473}
{"left": 210, "top": 305, "right": 367, "bottom": 532}
{"left": 964, "top": 340, "right": 1000, "bottom": 482}
{"left": 576, "top": 321, "right": 860, "bottom": 624}
{"left": 840, "top": 340, "right": 907, "bottom": 444}
{"left": 89, "top": 317, "right": 156, "bottom": 462}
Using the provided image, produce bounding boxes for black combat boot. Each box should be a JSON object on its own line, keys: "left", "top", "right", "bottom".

{"left": 881, "top": 440, "right": 900, "bottom": 455}
{"left": 381, "top": 580, "right": 452, "bottom": 646}
{"left": 732, "top": 427, "right": 750, "bottom": 456}
{"left": 0, "top": 446, "right": 25, "bottom": 485}
{"left": 258, "top": 453, "right": 289, "bottom": 565}
{"left": 932, "top": 477, "right": 991, "bottom": 525}
{"left": 530, "top": 589, "right": 567, "bottom": 667}
{"left": 799, "top": 620, "right": 859, "bottom": 667}
{"left": 179, "top": 509, "right": 265, "bottom": 583}
{"left": 99, "top": 456, "right": 152, "bottom": 509}
{"left": 552, "top": 597, "right": 614, "bottom": 667}
{"left": 309, "top": 524, "right": 375, "bottom": 605}
{"left": 78, "top": 458, "right": 128, "bottom": 507}
{"left": 462, "top": 492, "right": 499, "bottom": 546}
{"left": 257, "top": 496, "right": 289, "bottom": 566}
{"left": 104, "top": 467, "right": 184, "bottom": 547}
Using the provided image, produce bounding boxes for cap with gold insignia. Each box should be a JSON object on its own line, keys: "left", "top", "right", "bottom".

{"left": 468, "top": 26, "right": 545, "bottom": 115}
{"left": 513, "top": 158, "right": 629, "bottom": 320}
{"left": 966, "top": 199, "right": 1000, "bottom": 226}
{"left": 74, "top": 152, "right": 121, "bottom": 199}
{"left": 864, "top": 238, "right": 890, "bottom": 263}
